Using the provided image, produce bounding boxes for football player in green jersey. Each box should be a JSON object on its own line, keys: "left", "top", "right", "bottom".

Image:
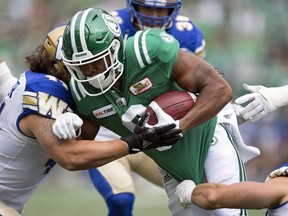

{"left": 52, "top": 8, "right": 256, "bottom": 216}
{"left": 0, "top": 25, "right": 182, "bottom": 215}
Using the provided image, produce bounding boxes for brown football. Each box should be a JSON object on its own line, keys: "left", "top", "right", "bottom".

{"left": 146, "top": 90, "right": 197, "bottom": 125}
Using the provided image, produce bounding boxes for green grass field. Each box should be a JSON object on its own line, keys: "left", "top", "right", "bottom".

{"left": 22, "top": 168, "right": 266, "bottom": 216}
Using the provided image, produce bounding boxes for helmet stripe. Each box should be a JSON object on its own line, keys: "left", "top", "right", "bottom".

{"left": 134, "top": 31, "right": 145, "bottom": 68}
{"left": 70, "top": 11, "right": 81, "bottom": 54}
{"left": 79, "top": 8, "right": 93, "bottom": 52}
{"left": 142, "top": 30, "right": 152, "bottom": 64}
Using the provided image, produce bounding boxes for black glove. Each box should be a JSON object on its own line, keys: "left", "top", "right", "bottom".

{"left": 121, "top": 113, "right": 183, "bottom": 154}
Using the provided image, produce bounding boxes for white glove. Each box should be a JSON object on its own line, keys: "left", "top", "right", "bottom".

{"left": 145, "top": 101, "right": 182, "bottom": 151}
{"left": 52, "top": 112, "right": 83, "bottom": 139}
{"left": 175, "top": 180, "right": 196, "bottom": 208}
{"left": 145, "top": 101, "right": 180, "bottom": 129}
{"left": 234, "top": 84, "right": 273, "bottom": 122}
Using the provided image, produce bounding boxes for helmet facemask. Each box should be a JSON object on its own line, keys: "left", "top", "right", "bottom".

{"left": 64, "top": 39, "right": 123, "bottom": 96}
{"left": 62, "top": 8, "right": 124, "bottom": 97}
{"left": 127, "top": 0, "right": 182, "bottom": 30}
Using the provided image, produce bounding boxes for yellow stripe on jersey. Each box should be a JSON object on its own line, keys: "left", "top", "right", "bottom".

{"left": 22, "top": 91, "right": 69, "bottom": 119}
{"left": 23, "top": 95, "right": 37, "bottom": 106}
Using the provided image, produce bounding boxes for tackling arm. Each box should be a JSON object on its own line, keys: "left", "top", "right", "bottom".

{"left": 20, "top": 114, "right": 129, "bottom": 170}
{"left": 21, "top": 112, "right": 182, "bottom": 170}
{"left": 192, "top": 179, "right": 288, "bottom": 210}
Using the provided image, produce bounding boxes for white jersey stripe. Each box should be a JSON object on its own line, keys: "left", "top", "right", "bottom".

{"left": 142, "top": 29, "right": 152, "bottom": 65}
{"left": 70, "top": 11, "right": 81, "bottom": 54}
{"left": 70, "top": 79, "right": 81, "bottom": 101}
{"left": 134, "top": 31, "right": 145, "bottom": 68}
{"left": 78, "top": 82, "right": 87, "bottom": 98}
{"left": 80, "top": 8, "right": 93, "bottom": 52}
{"left": 23, "top": 104, "right": 37, "bottom": 111}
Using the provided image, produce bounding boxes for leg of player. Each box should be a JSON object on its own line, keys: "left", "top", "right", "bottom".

{"left": 89, "top": 126, "right": 163, "bottom": 216}
{"left": 89, "top": 159, "right": 135, "bottom": 216}
{"left": 204, "top": 123, "right": 248, "bottom": 216}
{"left": 160, "top": 110, "right": 253, "bottom": 216}
{"left": 158, "top": 167, "right": 212, "bottom": 216}
{"left": 88, "top": 126, "right": 135, "bottom": 216}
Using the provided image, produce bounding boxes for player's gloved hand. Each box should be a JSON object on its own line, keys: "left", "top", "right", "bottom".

{"left": 121, "top": 112, "right": 183, "bottom": 154}
{"left": 234, "top": 84, "right": 273, "bottom": 122}
{"left": 145, "top": 101, "right": 181, "bottom": 129}
{"left": 265, "top": 166, "right": 288, "bottom": 182}
{"left": 175, "top": 180, "right": 196, "bottom": 208}
{"left": 52, "top": 112, "right": 83, "bottom": 139}
{"left": 145, "top": 101, "right": 183, "bottom": 151}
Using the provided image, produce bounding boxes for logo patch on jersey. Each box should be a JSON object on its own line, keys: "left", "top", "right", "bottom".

{"left": 160, "top": 32, "right": 175, "bottom": 44}
{"left": 23, "top": 91, "right": 69, "bottom": 119}
{"left": 92, "top": 104, "right": 116, "bottom": 119}
{"left": 129, "top": 78, "right": 153, "bottom": 95}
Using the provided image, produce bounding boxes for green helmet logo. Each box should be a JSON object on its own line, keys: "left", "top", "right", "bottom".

{"left": 103, "top": 13, "right": 121, "bottom": 37}
{"left": 61, "top": 8, "right": 124, "bottom": 96}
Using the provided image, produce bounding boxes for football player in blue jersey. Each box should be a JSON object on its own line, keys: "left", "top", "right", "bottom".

{"left": 0, "top": 25, "right": 181, "bottom": 215}
{"left": 110, "top": 0, "right": 206, "bottom": 58}
{"left": 175, "top": 163, "right": 288, "bottom": 216}
{"left": 86, "top": 1, "right": 208, "bottom": 215}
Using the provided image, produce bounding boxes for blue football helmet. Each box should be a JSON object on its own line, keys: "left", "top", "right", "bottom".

{"left": 126, "top": 0, "right": 181, "bottom": 29}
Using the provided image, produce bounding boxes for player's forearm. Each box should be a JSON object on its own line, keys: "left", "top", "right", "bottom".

{"left": 181, "top": 75, "right": 232, "bottom": 131}
{"left": 191, "top": 183, "right": 224, "bottom": 210}
{"left": 193, "top": 182, "right": 273, "bottom": 210}
{"left": 54, "top": 139, "right": 129, "bottom": 170}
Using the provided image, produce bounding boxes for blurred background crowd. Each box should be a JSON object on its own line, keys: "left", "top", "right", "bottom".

{"left": 1, "top": 0, "right": 288, "bottom": 186}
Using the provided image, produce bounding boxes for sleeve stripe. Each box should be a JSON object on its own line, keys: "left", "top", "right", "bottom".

{"left": 142, "top": 30, "right": 152, "bottom": 65}
{"left": 134, "top": 31, "right": 145, "bottom": 68}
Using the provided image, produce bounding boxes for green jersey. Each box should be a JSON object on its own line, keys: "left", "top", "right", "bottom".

{"left": 70, "top": 29, "right": 216, "bottom": 183}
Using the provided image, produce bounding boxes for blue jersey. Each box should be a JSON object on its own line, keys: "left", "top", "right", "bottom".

{"left": 110, "top": 8, "right": 206, "bottom": 58}
{"left": 0, "top": 71, "right": 75, "bottom": 212}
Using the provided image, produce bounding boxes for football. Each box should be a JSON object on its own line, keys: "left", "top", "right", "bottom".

{"left": 146, "top": 90, "right": 197, "bottom": 125}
